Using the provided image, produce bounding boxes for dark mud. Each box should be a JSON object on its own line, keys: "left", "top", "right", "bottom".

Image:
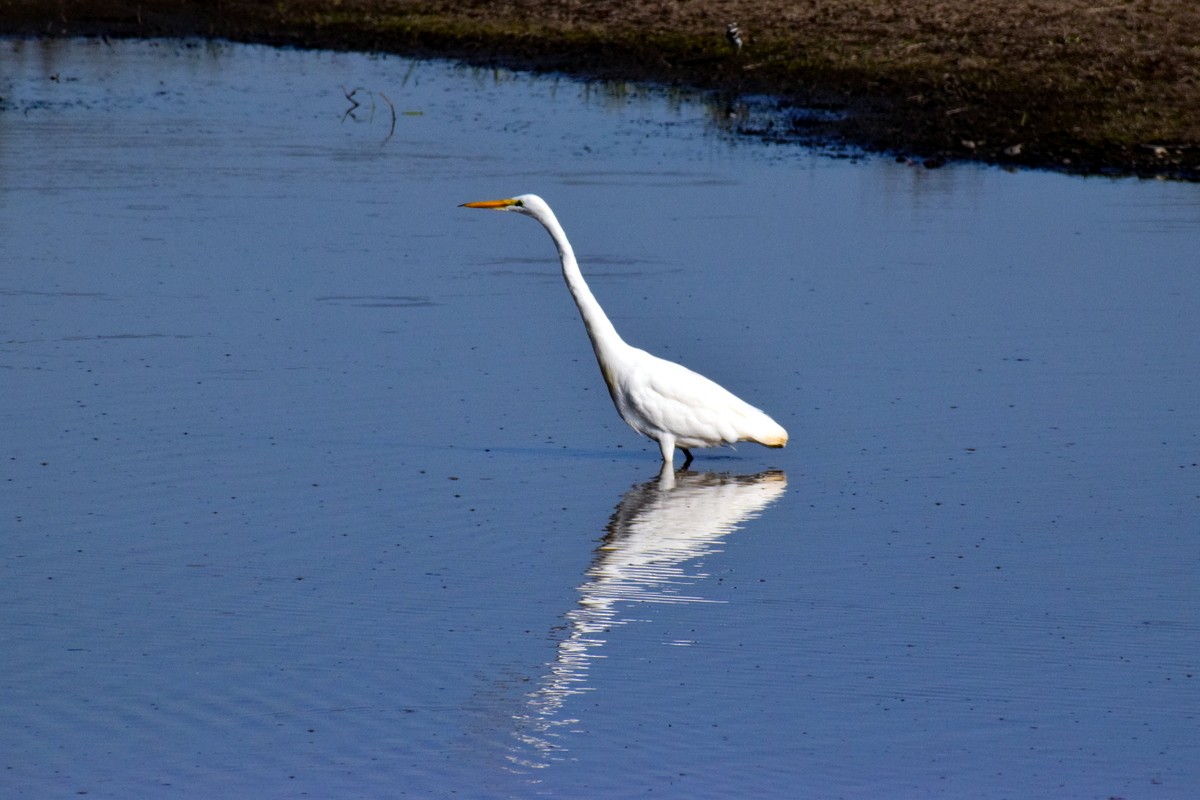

{"left": 3, "top": 0, "right": 1198, "bottom": 179}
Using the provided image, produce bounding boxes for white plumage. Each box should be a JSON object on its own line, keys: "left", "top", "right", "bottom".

{"left": 461, "top": 193, "right": 787, "bottom": 465}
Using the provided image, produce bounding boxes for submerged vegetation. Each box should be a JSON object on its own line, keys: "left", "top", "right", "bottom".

{"left": 4, "top": 0, "right": 1198, "bottom": 178}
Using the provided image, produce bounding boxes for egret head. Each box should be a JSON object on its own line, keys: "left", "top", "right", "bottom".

{"left": 460, "top": 194, "right": 548, "bottom": 219}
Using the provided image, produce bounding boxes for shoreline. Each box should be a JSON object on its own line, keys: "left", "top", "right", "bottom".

{"left": 3, "top": 0, "right": 1198, "bottom": 180}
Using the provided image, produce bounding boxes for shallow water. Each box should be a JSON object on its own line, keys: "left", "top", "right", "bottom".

{"left": 2, "top": 37, "right": 1198, "bottom": 798}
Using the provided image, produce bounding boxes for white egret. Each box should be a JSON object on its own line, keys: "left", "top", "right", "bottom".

{"left": 461, "top": 194, "right": 787, "bottom": 466}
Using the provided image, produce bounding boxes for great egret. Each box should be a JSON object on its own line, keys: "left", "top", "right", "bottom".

{"left": 461, "top": 194, "right": 787, "bottom": 466}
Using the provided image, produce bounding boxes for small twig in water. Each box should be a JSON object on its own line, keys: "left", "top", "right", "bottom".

{"left": 379, "top": 91, "right": 398, "bottom": 143}
{"left": 341, "top": 85, "right": 362, "bottom": 122}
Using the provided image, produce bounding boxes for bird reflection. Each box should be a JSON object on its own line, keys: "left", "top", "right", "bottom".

{"left": 508, "top": 466, "right": 787, "bottom": 771}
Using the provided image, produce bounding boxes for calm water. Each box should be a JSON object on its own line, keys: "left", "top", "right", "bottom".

{"left": 2, "top": 37, "right": 1198, "bottom": 798}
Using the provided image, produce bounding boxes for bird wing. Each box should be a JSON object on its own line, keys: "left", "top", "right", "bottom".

{"left": 620, "top": 349, "right": 763, "bottom": 446}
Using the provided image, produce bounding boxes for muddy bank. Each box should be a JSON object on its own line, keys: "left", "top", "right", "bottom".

{"left": 3, "top": 0, "right": 1198, "bottom": 179}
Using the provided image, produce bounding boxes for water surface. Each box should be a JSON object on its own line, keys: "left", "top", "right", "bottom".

{"left": 2, "top": 38, "right": 1198, "bottom": 798}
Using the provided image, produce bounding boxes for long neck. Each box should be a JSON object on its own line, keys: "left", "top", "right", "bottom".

{"left": 537, "top": 210, "right": 626, "bottom": 355}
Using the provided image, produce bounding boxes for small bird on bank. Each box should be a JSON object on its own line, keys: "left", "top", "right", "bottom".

{"left": 725, "top": 22, "right": 744, "bottom": 55}
{"left": 461, "top": 194, "right": 788, "bottom": 466}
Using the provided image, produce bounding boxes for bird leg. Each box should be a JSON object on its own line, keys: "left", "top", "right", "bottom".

{"left": 680, "top": 447, "right": 694, "bottom": 469}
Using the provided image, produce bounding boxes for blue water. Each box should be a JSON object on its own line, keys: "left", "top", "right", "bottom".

{"left": 1, "top": 37, "right": 1198, "bottom": 798}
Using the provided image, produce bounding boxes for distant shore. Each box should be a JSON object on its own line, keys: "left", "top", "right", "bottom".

{"left": 3, "top": 0, "right": 1198, "bottom": 179}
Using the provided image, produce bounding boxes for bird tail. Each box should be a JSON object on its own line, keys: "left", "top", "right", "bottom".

{"left": 744, "top": 416, "right": 788, "bottom": 449}
{"left": 758, "top": 431, "right": 788, "bottom": 448}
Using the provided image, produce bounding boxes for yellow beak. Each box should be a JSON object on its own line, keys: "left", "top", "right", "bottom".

{"left": 460, "top": 198, "right": 520, "bottom": 209}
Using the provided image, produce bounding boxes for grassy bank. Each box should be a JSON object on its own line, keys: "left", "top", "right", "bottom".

{"left": 3, "top": 0, "right": 1198, "bottom": 178}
